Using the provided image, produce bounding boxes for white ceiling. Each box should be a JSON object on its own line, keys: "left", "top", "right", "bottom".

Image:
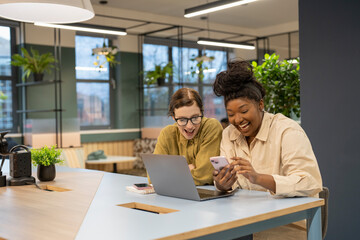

{"left": 90, "top": 0, "right": 298, "bottom": 30}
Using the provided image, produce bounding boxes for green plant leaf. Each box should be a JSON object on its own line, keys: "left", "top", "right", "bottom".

{"left": 11, "top": 47, "right": 56, "bottom": 81}
{"left": 144, "top": 62, "right": 173, "bottom": 85}
{"left": 31, "top": 145, "right": 64, "bottom": 167}
{"left": 253, "top": 53, "right": 300, "bottom": 119}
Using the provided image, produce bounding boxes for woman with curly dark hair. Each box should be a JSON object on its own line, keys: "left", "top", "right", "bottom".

{"left": 212, "top": 60, "right": 322, "bottom": 239}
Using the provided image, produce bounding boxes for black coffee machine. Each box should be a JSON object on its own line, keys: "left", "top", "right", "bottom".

{"left": 0, "top": 131, "right": 35, "bottom": 187}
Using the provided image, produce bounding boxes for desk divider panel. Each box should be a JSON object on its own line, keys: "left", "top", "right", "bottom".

{"left": 118, "top": 202, "right": 179, "bottom": 214}
{"left": 41, "top": 185, "right": 72, "bottom": 192}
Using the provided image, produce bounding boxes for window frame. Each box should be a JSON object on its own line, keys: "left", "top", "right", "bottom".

{"left": 0, "top": 21, "right": 19, "bottom": 133}
{"left": 141, "top": 37, "right": 229, "bottom": 127}
{"left": 75, "top": 33, "right": 116, "bottom": 130}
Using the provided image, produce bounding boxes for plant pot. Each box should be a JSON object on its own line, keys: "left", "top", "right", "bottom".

{"left": 33, "top": 73, "right": 44, "bottom": 82}
{"left": 157, "top": 77, "right": 165, "bottom": 86}
{"left": 37, "top": 164, "right": 56, "bottom": 181}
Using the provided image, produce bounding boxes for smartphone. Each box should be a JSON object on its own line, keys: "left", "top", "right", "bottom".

{"left": 210, "top": 156, "right": 229, "bottom": 172}
{"left": 133, "top": 183, "right": 152, "bottom": 190}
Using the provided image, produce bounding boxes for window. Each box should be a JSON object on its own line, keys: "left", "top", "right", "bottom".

{"left": 142, "top": 41, "right": 227, "bottom": 128}
{"left": 75, "top": 35, "right": 113, "bottom": 129}
{"left": 0, "top": 25, "right": 16, "bottom": 132}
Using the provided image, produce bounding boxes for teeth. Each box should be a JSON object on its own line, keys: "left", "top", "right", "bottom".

{"left": 240, "top": 122, "right": 249, "bottom": 128}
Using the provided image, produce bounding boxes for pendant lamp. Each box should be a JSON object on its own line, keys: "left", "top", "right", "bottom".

{"left": 0, "top": 0, "right": 94, "bottom": 23}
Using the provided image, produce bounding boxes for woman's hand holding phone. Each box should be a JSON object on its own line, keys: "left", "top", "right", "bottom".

{"left": 210, "top": 156, "right": 229, "bottom": 172}
{"left": 210, "top": 156, "right": 238, "bottom": 192}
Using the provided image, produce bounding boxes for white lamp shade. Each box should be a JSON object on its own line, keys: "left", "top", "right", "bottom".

{"left": 0, "top": 0, "right": 94, "bottom": 23}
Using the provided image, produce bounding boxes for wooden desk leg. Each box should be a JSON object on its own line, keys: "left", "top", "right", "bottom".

{"left": 113, "top": 163, "right": 117, "bottom": 173}
{"left": 307, "top": 207, "right": 322, "bottom": 240}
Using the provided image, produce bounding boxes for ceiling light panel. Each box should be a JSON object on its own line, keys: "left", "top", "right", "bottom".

{"left": 184, "top": 0, "right": 257, "bottom": 18}
{"left": 197, "top": 38, "right": 255, "bottom": 50}
{"left": 35, "top": 22, "right": 127, "bottom": 36}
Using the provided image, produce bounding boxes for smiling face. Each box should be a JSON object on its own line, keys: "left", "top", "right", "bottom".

{"left": 226, "top": 97, "right": 264, "bottom": 143}
{"left": 173, "top": 103, "right": 202, "bottom": 140}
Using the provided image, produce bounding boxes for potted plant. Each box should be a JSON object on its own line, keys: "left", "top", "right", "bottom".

{"left": 31, "top": 145, "right": 63, "bottom": 181}
{"left": 252, "top": 53, "right": 300, "bottom": 118}
{"left": 11, "top": 47, "right": 56, "bottom": 82}
{"left": 144, "top": 62, "right": 173, "bottom": 86}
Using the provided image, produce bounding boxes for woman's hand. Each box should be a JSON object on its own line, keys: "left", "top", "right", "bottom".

{"left": 188, "top": 164, "right": 195, "bottom": 171}
{"left": 230, "top": 157, "right": 259, "bottom": 184}
{"left": 213, "top": 164, "right": 238, "bottom": 192}
{"left": 230, "top": 157, "right": 276, "bottom": 193}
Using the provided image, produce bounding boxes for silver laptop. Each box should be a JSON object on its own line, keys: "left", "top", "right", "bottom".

{"left": 141, "top": 153, "right": 235, "bottom": 201}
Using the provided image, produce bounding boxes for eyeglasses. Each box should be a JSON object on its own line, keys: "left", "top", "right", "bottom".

{"left": 174, "top": 116, "right": 203, "bottom": 126}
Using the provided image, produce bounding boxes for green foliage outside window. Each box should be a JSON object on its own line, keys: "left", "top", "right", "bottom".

{"left": 0, "top": 91, "right": 7, "bottom": 101}
{"left": 252, "top": 53, "right": 300, "bottom": 118}
{"left": 0, "top": 91, "right": 7, "bottom": 116}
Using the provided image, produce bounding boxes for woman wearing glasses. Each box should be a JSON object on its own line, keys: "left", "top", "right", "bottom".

{"left": 153, "top": 87, "right": 223, "bottom": 185}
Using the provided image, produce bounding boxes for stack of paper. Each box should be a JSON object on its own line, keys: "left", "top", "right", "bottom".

{"left": 126, "top": 186, "right": 155, "bottom": 194}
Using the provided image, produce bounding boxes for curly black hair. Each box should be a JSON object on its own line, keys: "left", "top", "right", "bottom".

{"left": 213, "top": 60, "right": 266, "bottom": 105}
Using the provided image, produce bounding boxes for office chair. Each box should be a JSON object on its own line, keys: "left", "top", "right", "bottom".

{"left": 319, "top": 187, "right": 329, "bottom": 240}
{"left": 289, "top": 187, "right": 329, "bottom": 239}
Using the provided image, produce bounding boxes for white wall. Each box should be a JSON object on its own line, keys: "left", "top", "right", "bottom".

{"left": 24, "top": 23, "right": 75, "bottom": 47}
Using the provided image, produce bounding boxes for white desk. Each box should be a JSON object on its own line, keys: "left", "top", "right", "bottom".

{"left": 76, "top": 173, "right": 323, "bottom": 240}
{"left": 0, "top": 163, "right": 323, "bottom": 240}
{"left": 86, "top": 155, "right": 137, "bottom": 173}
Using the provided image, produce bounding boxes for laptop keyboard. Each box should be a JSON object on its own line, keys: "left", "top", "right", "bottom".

{"left": 198, "top": 192, "right": 216, "bottom": 198}
{"left": 197, "top": 188, "right": 218, "bottom": 198}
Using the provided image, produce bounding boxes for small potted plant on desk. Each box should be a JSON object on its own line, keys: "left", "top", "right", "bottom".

{"left": 144, "top": 62, "right": 173, "bottom": 86}
{"left": 11, "top": 47, "right": 56, "bottom": 82}
{"left": 31, "top": 145, "right": 63, "bottom": 181}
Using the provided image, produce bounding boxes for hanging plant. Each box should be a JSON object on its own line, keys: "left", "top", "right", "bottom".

{"left": 190, "top": 54, "right": 215, "bottom": 82}
{"left": 92, "top": 42, "right": 120, "bottom": 69}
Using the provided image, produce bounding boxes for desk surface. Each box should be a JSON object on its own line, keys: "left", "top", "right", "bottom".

{"left": 0, "top": 162, "right": 324, "bottom": 240}
{"left": 0, "top": 171, "right": 103, "bottom": 239}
